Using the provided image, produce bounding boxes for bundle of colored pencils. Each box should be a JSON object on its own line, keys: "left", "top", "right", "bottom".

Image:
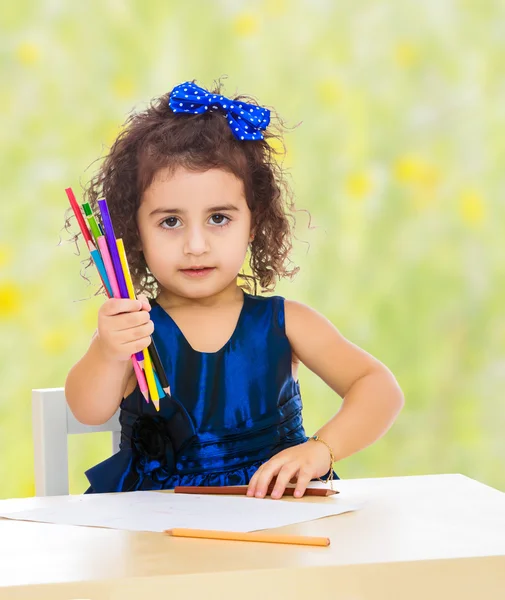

{"left": 66, "top": 187, "right": 169, "bottom": 411}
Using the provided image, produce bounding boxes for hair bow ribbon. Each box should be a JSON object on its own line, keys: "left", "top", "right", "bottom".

{"left": 169, "top": 81, "right": 270, "bottom": 141}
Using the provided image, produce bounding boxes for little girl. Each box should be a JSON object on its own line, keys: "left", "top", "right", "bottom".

{"left": 65, "top": 80, "right": 404, "bottom": 499}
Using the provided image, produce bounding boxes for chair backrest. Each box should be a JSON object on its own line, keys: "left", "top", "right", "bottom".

{"left": 32, "top": 388, "right": 121, "bottom": 496}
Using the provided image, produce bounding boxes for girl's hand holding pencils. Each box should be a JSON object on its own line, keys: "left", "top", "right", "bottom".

{"left": 65, "top": 188, "right": 170, "bottom": 410}
{"left": 97, "top": 295, "right": 154, "bottom": 362}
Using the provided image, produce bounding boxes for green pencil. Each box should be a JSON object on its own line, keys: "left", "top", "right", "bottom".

{"left": 82, "top": 202, "right": 102, "bottom": 244}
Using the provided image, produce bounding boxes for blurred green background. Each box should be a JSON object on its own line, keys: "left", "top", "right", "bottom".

{"left": 1, "top": 0, "right": 504, "bottom": 499}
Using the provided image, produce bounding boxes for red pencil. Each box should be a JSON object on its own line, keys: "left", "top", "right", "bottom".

{"left": 174, "top": 485, "right": 338, "bottom": 497}
{"left": 66, "top": 187, "right": 95, "bottom": 252}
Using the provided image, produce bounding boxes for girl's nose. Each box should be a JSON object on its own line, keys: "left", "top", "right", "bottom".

{"left": 183, "top": 226, "right": 209, "bottom": 256}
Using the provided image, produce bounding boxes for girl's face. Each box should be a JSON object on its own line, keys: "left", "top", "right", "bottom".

{"left": 137, "top": 166, "right": 252, "bottom": 300}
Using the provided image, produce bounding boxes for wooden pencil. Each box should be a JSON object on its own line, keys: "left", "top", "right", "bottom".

{"left": 65, "top": 187, "right": 95, "bottom": 252}
{"left": 165, "top": 528, "right": 330, "bottom": 547}
{"left": 148, "top": 338, "right": 170, "bottom": 392}
{"left": 174, "top": 485, "right": 338, "bottom": 497}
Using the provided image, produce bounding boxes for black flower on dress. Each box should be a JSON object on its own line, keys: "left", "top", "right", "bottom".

{"left": 131, "top": 415, "right": 175, "bottom": 472}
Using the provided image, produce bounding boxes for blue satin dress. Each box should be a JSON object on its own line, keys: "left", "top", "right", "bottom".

{"left": 85, "top": 291, "right": 336, "bottom": 493}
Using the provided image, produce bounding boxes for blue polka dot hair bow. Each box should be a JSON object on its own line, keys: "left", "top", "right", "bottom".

{"left": 168, "top": 81, "right": 270, "bottom": 141}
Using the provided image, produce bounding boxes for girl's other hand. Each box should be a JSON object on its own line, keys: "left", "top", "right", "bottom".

{"left": 246, "top": 440, "right": 332, "bottom": 499}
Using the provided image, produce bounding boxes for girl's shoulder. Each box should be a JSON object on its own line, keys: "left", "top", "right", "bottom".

{"left": 281, "top": 298, "right": 335, "bottom": 342}
{"left": 248, "top": 294, "right": 316, "bottom": 319}
{"left": 244, "top": 291, "right": 287, "bottom": 320}
{"left": 245, "top": 291, "right": 284, "bottom": 303}
{"left": 245, "top": 294, "right": 321, "bottom": 343}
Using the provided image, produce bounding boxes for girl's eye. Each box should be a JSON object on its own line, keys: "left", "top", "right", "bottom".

{"left": 161, "top": 216, "right": 181, "bottom": 229}
{"left": 161, "top": 214, "right": 230, "bottom": 229}
{"left": 209, "top": 214, "right": 230, "bottom": 226}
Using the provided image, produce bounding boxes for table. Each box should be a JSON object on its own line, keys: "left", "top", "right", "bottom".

{"left": 1, "top": 474, "right": 504, "bottom": 599}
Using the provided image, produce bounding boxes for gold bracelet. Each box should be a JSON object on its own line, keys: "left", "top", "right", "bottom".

{"left": 309, "top": 434, "right": 335, "bottom": 490}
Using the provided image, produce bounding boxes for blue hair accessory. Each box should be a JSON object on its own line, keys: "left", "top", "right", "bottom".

{"left": 169, "top": 81, "right": 270, "bottom": 141}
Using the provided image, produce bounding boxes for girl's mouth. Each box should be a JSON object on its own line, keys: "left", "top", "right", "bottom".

{"left": 180, "top": 267, "right": 215, "bottom": 278}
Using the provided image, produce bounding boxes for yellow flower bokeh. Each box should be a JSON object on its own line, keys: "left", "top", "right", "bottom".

{"left": 268, "top": 136, "right": 285, "bottom": 156}
{"left": 264, "top": 0, "right": 288, "bottom": 17}
{"left": 394, "top": 155, "right": 440, "bottom": 190}
{"left": 345, "top": 171, "right": 373, "bottom": 199}
{"left": 112, "top": 76, "right": 135, "bottom": 100}
{"left": 41, "top": 329, "right": 73, "bottom": 355}
{"left": 393, "top": 42, "right": 419, "bottom": 68}
{"left": 460, "top": 189, "right": 485, "bottom": 225}
{"left": 0, "top": 245, "right": 13, "bottom": 268}
{"left": 317, "top": 79, "right": 344, "bottom": 107}
{"left": 233, "top": 13, "right": 259, "bottom": 37}
{"left": 105, "top": 123, "right": 124, "bottom": 149}
{"left": 0, "top": 282, "right": 22, "bottom": 317}
{"left": 16, "top": 42, "right": 40, "bottom": 65}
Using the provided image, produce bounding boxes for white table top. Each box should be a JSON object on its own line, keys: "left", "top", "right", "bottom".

{"left": 1, "top": 474, "right": 504, "bottom": 599}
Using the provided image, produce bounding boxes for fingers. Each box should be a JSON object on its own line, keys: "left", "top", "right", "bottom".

{"left": 121, "top": 335, "right": 152, "bottom": 356}
{"left": 115, "top": 320, "right": 155, "bottom": 345}
{"left": 293, "top": 467, "right": 313, "bottom": 498}
{"left": 247, "top": 460, "right": 283, "bottom": 499}
{"left": 100, "top": 296, "right": 151, "bottom": 317}
{"left": 246, "top": 452, "right": 318, "bottom": 500}
{"left": 100, "top": 298, "right": 143, "bottom": 316}
{"left": 112, "top": 310, "right": 152, "bottom": 331}
{"left": 97, "top": 296, "right": 154, "bottom": 361}
{"left": 270, "top": 463, "right": 300, "bottom": 499}
{"left": 137, "top": 294, "right": 151, "bottom": 311}
{"left": 247, "top": 460, "right": 303, "bottom": 499}
{"left": 246, "top": 469, "right": 261, "bottom": 497}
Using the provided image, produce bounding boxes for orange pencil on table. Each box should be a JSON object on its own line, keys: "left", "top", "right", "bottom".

{"left": 165, "top": 528, "right": 330, "bottom": 547}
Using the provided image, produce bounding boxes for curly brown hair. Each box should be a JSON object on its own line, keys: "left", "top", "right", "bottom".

{"left": 70, "top": 79, "right": 301, "bottom": 298}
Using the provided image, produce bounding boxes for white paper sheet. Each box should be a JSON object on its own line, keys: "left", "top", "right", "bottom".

{"left": 0, "top": 489, "right": 361, "bottom": 533}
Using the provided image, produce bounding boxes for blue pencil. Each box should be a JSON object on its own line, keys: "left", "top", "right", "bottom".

{"left": 90, "top": 249, "right": 113, "bottom": 297}
{"left": 97, "top": 198, "right": 129, "bottom": 299}
{"left": 154, "top": 369, "right": 166, "bottom": 399}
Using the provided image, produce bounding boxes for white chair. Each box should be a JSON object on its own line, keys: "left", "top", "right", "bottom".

{"left": 32, "top": 387, "right": 121, "bottom": 496}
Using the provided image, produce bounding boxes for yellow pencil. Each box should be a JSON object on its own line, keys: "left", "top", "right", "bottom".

{"left": 143, "top": 347, "right": 160, "bottom": 410}
{"left": 165, "top": 528, "right": 330, "bottom": 547}
{"left": 117, "top": 238, "right": 158, "bottom": 411}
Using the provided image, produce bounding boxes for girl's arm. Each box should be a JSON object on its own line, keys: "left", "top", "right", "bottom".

{"left": 65, "top": 296, "right": 152, "bottom": 425}
{"left": 65, "top": 332, "right": 133, "bottom": 425}
{"left": 247, "top": 299, "right": 404, "bottom": 499}
{"left": 285, "top": 300, "right": 404, "bottom": 462}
